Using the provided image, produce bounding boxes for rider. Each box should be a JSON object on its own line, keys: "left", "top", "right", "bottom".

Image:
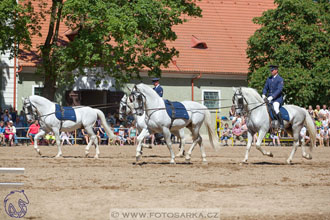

{"left": 262, "top": 65, "right": 284, "bottom": 130}
{"left": 152, "top": 78, "right": 163, "bottom": 97}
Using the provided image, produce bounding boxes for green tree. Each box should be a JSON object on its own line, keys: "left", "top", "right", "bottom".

{"left": 2, "top": 0, "right": 202, "bottom": 100}
{"left": 247, "top": 0, "right": 330, "bottom": 107}
{"left": 0, "top": 0, "right": 42, "bottom": 57}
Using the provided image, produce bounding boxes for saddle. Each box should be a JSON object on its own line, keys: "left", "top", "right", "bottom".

{"left": 55, "top": 104, "right": 77, "bottom": 122}
{"left": 266, "top": 103, "right": 290, "bottom": 122}
{"left": 164, "top": 100, "right": 189, "bottom": 120}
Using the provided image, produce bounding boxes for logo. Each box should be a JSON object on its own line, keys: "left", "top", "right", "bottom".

{"left": 4, "top": 190, "right": 29, "bottom": 218}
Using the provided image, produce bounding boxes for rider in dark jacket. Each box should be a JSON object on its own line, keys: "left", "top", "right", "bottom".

{"left": 262, "top": 65, "right": 284, "bottom": 129}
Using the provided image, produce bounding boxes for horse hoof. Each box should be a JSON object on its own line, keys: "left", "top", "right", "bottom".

{"left": 136, "top": 152, "right": 142, "bottom": 162}
{"left": 176, "top": 153, "right": 184, "bottom": 158}
{"left": 303, "top": 154, "right": 312, "bottom": 160}
{"left": 268, "top": 152, "right": 274, "bottom": 157}
{"left": 55, "top": 154, "right": 62, "bottom": 158}
{"left": 85, "top": 151, "right": 89, "bottom": 157}
{"left": 202, "top": 159, "right": 208, "bottom": 165}
{"left": 286, "top": 159, "right": 292, "bottom": 165}
{"left": 170, "top": 160, "right": 176, "bottom": 165}
{"left": 240, "top": 160, "right": 248, "bottom": 165}
{"left": 94, "top": 155, "right": 99, "bottom": 159}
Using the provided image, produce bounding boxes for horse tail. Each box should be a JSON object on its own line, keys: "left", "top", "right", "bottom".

{"left": 94, "top": 109, "right": 116, "bottom": 140}
{"left": 304, "top": 108, "right": 316, "bottom": 151}
{"left": 204, "top": 108, "right": 220, "bottom": 150}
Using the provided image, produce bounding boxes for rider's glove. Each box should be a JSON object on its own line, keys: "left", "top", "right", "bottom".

{"left": 267, "top": 96, "right": 273, "bottom": 102}
{"left": 262, "top": 94, "right": 266, "bottom": 99}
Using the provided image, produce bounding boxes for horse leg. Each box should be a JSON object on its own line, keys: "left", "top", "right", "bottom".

{"left": 287, "top": 126, "right": 304, "bottom": 164}
{"left": 52, "top": 128, "right": 62, "bottom": 158}
{"left": 255, "top": 130, "right": 273, "bottom": 158}
{"left": 84, "top": 127, "right": 98, "bottom": 158}
{"left": 301, "top": 143, "right": 312, "bottom": 160}
{"left": 34, "top": 130, "right": 45, "bottom": 156}
{"left": 242, "top": 131, "right": 254, "bottom": 163}
{"left": 163, "top": 128, "right": 175, "bottom": 164}
{"left": 136, "top": 129, "right": 149, "bottom": 162}
{"left": 174, "top": 129, "right": 185, "bottom": 157}
{"left": 185, "top": 126, "right": 202, "bottom": 162}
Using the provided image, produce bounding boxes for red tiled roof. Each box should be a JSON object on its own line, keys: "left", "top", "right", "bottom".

{"left": 19, "top": 0, "right": 275, "bottom": 76}
{"left": 165, "top": 0, "right": 275, "bottom": 75}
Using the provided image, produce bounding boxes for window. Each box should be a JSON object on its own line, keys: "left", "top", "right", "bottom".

{"left": 32, "top": 85, "right": 44, "bottom": 96}
{"left": 202, "top": 90, "right": 221, "bottom": 110}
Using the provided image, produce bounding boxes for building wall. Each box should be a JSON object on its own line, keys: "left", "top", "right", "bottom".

{"left": 0, "top": 51, "right": 15, "bottom": 109}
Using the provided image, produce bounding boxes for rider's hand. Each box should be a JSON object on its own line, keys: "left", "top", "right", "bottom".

{"left": 267, "top": 96, "right": 273, "bottom": 102}
{"left": 262, "top": 94, "right": 266, "bottom": 99}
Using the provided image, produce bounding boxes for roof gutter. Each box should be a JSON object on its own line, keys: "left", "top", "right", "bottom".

{"left": 13, "top": 42, "right": 22, "bottom": 111}
{"left": 191, "top": 72, "right": 202, "bottom": 101}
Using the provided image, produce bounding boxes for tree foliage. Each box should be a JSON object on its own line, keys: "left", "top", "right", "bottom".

{"left": 0, "top": 0, "right": 42, "bottom": 57}
{"left": 247, "top": 0, "right": 330, "bottom": 107}
{"left": 2, "top": 0, "right": 202, "bottom": 100}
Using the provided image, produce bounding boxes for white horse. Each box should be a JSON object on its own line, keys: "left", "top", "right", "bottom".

{"left": 119, "top": 94, "right": 186, "bottom": 161}
{"left": 129, "top": 83, "right": 219, "bottom": 164}
{"left": 232, "top": 87, "right": 316, "bottom": 164}
{"left": 22, "top": 95, "right": 116, "bottom": 158}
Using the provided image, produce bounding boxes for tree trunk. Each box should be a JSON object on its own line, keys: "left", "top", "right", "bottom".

{"left": 43, "top": 75, "right": 57, "bottom": 101}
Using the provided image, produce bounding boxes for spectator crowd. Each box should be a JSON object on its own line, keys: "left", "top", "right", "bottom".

{"left": 0, "top": 108, "right": 152, "bottom": 147}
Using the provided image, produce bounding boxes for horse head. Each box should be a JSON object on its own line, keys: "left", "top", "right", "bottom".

{"left": 232, "top": 87, "right": 247, "bottom": 115}
{"left": 22, "top": 97, "right": 37, "bottom": 123}
{"left": 119, "top": 94, "right": 130, "bottom": 121}
{"left": 129, "top": 85, "right": 145, "bottom": 116}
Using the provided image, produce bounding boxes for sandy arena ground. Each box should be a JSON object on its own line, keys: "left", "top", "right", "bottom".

{"left": 1, "top": 142, "right": 330, "bottom": 220}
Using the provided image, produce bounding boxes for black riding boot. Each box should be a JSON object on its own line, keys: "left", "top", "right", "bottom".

{"left": 277, "top": 113, "right": 284, "bottom": 130}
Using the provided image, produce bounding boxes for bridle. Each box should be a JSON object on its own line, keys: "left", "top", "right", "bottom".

{"left": 232, "top": 88, "right": 265, "bottom": 116}
{"left": 129, "top": 86, "right": 146, "bottom": 116}
{"left": 23, "top": 98, "right": 39, "bottom": 121}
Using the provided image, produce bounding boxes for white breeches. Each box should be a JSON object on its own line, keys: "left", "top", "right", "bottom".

{"left": 273, "top": 102, "right": 280, "bottom": 114}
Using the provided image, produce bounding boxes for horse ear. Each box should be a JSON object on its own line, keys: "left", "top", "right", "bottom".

{"left": 232, "top": 87, "right": 237, "bottom": 92}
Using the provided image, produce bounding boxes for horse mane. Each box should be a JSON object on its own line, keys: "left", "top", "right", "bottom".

{"left": 136, "top": 83, "right": 158, "bottom": 96}
{"left": 241, "top": 87, "right": 264, "bottom": 103}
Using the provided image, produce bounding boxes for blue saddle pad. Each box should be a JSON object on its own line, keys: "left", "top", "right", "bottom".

{"left": 269, "top": 106, "right": 290, "bottom": 121}
{"left": 55, "top": 104, "right": 77, "bottom": 121}
{"left": 164, "top": 100, "right": 189, "bottom": 120}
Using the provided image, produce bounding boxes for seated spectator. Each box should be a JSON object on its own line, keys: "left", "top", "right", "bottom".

{"left": 321, "top": 115, "right": 329, "bottom": 129}
{"left": 232, "top": 123, "right": 245, "bottom": 145}
{"left": 45, "top": 132, "right": 56, "bottom": 145}
{"left": 26, "top": 120, "right": 40, "bottom": 145}
{"left": 314, "top": 105, "right": 321, "bottom": 118}
{"left": 60, "top": 131, "right": 72, "bottom": 146}
{"left": 128, "top": 124, "right": 138, "bottom": 145}
{"left": 319, "top": 105, "right": 328, "bottom": 119}
{"left": 116, "top": 125, "right": 126, "bottom": 146}
{"left": 0, "top": 121, "right": 5, "bottom": 146}
{"left": 113, "top": 121, "right": 120, "bottom": 136}
{"left": 270, "top": 130, "right": 281, "bottom": 146}
{"left": 321, "top": 126, "right": 329, "bottom": 147}
{"left": 307, "top": 105, "right": 315, "bottom": 119}
{"left": 81, "top": 129, "right": 89, "bottom": 145}
{"left": 300, "top": 126, "right": 310, "bottom": 146}
{"left": 4, "top": 121, "right": 15, "bottom": 146}
{"left": 229, "top": 105, "right": 236, "bottom": 121}
{"left": 2, "top": 109, "right": 12, "bottom": 123}
{"left": 93, "top": 124, "right": 101, "bottom": 145}
{"left": 220, "top": 123, "right": 231, "bottom": 146}
{"left": 232, "top": 113, "right": 242, "bottom": 127}
{"left": 9, "top": 120, "right": 18, "bottom": 146}
{"left": 98, "top": 125, "right": 108, "bottom": 145}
